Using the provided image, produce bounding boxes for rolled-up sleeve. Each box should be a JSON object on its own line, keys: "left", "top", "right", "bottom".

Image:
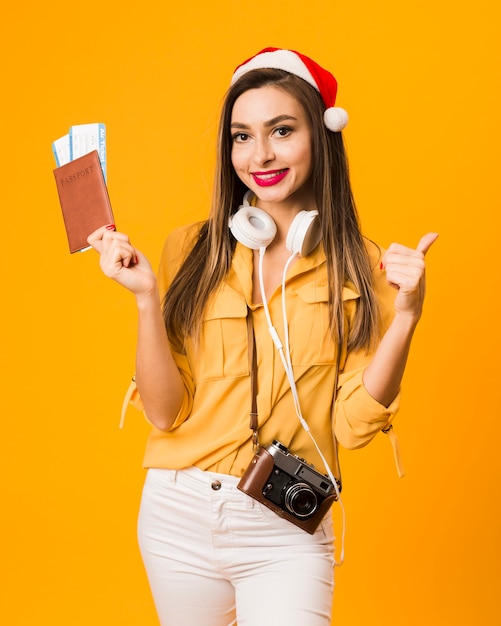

{"left": 334, "top": 360, "right": 400, "bottom": 449}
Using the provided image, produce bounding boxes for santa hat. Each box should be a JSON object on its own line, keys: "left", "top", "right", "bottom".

{"left": 231, "top": 47, "right": 348, "bottom": 132}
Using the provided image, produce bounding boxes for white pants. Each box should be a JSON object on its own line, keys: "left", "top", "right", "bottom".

{"left": 137, "top": 467, "right": 335, "bottom": 626}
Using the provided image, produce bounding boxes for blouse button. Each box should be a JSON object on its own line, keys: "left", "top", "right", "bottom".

{"left": 211, "top": 480, "right": 222, "bottom": 491}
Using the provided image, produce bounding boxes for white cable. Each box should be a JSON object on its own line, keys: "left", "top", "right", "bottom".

{"left": 282, "top": 253, "right": 297, "bottom": 370}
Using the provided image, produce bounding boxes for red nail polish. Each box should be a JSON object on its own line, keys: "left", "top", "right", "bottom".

{"left": 380, "top": 262, "right": 384, "bottom": 270}
{"left": 106, "top": 224, "right": 116, "bottom": 231}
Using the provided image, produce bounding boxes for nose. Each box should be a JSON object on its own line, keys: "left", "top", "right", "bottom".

{"left": 253, "top": 137, "right": 275, "bottom": 166}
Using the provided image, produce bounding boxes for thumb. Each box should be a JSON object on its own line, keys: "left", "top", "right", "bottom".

{"left": 416, "top": 232, "right": 439, "bottom": 256}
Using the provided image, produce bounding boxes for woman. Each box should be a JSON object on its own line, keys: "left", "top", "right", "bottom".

{"left": 88, "top": 48, "right": 436, "bottom": 626}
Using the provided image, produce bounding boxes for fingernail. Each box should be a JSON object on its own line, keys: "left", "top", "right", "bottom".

{"left": 135, "top": 255, "right": 139, "bottom": 264}
{"left": 380, "top": 262, "right": 384, "bottom": 270}
{"left": 106, "top": 224, "right": 116, "bottom": 231}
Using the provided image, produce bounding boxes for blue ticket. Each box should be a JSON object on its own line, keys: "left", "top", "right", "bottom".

{"left": 70, "top": 123, "right": 107, "bottom": 181}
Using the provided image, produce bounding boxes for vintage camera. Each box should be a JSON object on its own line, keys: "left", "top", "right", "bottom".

{"left": 237, "top": 440, "right": 341, "bottom": 534}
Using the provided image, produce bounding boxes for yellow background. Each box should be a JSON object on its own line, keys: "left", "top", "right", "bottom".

{"left": 1, "top": 0, "right": 500, "bottom": 624}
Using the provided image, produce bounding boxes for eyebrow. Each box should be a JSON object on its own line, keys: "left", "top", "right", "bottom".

{"left": 230, "top": 114, "right": 298, "bottom": 129}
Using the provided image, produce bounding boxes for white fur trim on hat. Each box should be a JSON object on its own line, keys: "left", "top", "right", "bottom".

{"left": 231, "top": 49, "right": 318, "bottom": 90}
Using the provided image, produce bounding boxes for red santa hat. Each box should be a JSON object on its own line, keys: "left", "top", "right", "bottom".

{"left": 231, "top": 47, "right": 349, "bottom": 132}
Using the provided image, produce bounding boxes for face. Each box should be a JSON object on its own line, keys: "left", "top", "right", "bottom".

{"left": 230, "top": 85, "right": 314, "bottom": 213}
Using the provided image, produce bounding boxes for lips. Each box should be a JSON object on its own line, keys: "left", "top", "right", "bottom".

{"left": 251, "top": 168, "right": 289, "bottom": 187}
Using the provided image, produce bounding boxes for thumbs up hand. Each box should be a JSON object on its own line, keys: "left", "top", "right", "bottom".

{"left": 382, "top": 232, "right": 439, "bottom": 323}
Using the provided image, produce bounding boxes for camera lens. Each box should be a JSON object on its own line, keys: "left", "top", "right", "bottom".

{"left": 284, "top": 482, "right": 318, "bottom": 519}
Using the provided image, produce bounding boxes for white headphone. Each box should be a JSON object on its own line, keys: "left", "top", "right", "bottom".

{"left": 228, "top": 191, "right": 322, "bottom": 256}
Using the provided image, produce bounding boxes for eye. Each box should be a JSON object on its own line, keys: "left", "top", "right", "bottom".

{"left": 232, "top": 132, "right": 250, "bottom": 143}
{"left": 274, "top": 126, "right": 292, "bottom": 137}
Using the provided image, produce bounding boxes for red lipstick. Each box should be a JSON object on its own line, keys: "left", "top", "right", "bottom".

{"left": 251, "top": 168, "right": 289, "bottom": 187}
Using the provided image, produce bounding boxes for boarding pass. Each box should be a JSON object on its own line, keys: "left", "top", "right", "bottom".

{"left": 52, "top": 123, "right": 107, "bottom": 181}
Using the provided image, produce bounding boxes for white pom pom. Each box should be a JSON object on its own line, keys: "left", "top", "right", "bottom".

{"left": 323, "top": 107, "right": 349, "bottom": 132}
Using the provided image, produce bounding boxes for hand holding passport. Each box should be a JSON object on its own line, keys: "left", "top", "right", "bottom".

{"left": 52, "top": 124, "right": 114, "bottom": 253}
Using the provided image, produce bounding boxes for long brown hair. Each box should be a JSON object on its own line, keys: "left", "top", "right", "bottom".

{"left": 163, "top": 68, "right": 380, "bottom": 353}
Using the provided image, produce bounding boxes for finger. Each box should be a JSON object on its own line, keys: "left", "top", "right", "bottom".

{"left": 385, "top": 266, "right": 423, "bottom": 291}
{"left": 104, "top": 233, "right": 138, "bottom": 265}
{"left": 87, "top": 223, "right": 116, "bottom": 253}
{"left": 103, "top": 237, "right": 137, "bottom": 269}
{"left": 416, "top": 232, "right": 439, "bottom": 256}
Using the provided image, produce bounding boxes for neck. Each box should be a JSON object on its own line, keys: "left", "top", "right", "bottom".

{"left": 252, "top": 195, "right": 317, "bottom": 240}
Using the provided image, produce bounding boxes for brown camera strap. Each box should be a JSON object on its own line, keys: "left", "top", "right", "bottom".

{"left": 246, "top": 309, "right": 259, "bottom": 451}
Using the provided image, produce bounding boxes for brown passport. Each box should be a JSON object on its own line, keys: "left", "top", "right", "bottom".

{"left": 53, "top": 150, "right": 114, "bottom": 253}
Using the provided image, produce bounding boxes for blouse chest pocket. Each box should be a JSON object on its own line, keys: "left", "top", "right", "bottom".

{"left": 290, "top": 283, "right": 360, "bottom": 366}
{"left": 197, "top": 286, "right": 250, "bottom": 382}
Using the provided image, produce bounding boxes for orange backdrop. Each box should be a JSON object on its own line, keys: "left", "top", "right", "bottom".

{"left": 1, "top": 1, "right": 500, "bottom": 624}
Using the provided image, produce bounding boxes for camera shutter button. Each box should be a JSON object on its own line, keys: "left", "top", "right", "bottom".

{"left": 211, "top": 480, "right": 222, "bottom": 491}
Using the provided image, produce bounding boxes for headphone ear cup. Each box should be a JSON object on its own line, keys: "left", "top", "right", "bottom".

{"left": 286, "top": 210, "right": 322, "bottom": 256}
{"left": 229, "top": 206, "right": 277, "bottom": 250}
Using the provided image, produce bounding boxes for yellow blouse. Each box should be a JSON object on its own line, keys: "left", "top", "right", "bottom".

{"left": 132, "top": 223, "right": 401, "bottom": 478}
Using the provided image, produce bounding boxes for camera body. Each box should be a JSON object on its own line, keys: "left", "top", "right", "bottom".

{"left": 237, "top": 440, "right": 341, "bottom": 534}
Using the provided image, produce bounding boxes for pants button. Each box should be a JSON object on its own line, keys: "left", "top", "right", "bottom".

{"left": 211, "top": 480, "right": 222, "bottom": 491}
